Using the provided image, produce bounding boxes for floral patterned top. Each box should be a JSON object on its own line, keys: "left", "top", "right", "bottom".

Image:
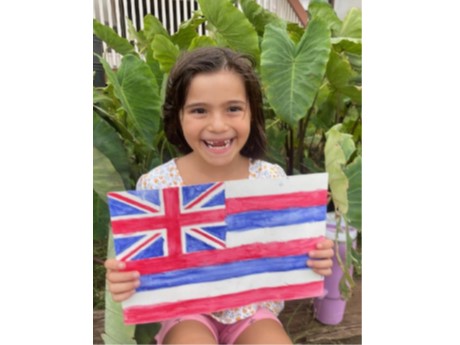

{"left": 136, "top": 158, "right": 287, "bottom": 324}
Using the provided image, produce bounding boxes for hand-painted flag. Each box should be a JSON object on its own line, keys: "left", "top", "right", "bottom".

{"left": 107, "top": 173, "right": 328, "bottom": 324}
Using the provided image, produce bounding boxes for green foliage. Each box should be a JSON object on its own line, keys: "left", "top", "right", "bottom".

{"left": 261, "top": 19, "right": 331, "bottom": 126}
{"left": 101, "top": 54, "right": 162, "bottom": 147}
{"left": 198, "top": 0, "right": 260, "bottom": 62}
{"left": 93, "top": 19, "right": 135, "bottom": 55}
{"left": 93, "top": 0, "right": 362, "bottom": 342}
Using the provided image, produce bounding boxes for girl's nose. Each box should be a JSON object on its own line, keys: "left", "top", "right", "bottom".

{"left": 208, "top": 112, "right": 228, "bottom": 131}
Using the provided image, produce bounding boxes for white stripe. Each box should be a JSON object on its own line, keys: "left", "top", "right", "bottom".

{"left": 110, "top": 211, "right": 165, "bottom": 221}
{"left": 226, "top": 221, "right": 326, "bottom": 247}
{"left": 122, "top": 268, "right": 322, "bottom": 308}
{"left": 225, "top": 173, "right": 328, "bottom": 198}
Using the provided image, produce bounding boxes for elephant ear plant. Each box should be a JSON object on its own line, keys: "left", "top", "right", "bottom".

{"left": 93, "top": 0, "right": 361, "bottom": 343}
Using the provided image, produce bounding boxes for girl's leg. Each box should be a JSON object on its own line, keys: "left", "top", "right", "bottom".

{"left": 234, "top": 318, "right": 292, "bottom": 344}
{"left": 162, "top": 320, "right": 218, "bottom": 344}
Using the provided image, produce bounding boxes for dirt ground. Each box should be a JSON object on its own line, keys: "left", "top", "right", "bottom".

{"left": 93, "top": 278, "right": 361, "bottom": 344}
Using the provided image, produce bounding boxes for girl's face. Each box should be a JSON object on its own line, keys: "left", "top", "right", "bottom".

{"left": 180, "top": 70, "right": 251, "bottom": 168}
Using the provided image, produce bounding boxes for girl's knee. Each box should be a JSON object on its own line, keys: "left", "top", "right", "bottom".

{"left": 234, "top": 319, "right": 292, "bottom": 344}
{"left": 162, "top": 320, "right": 217, "bottom": 344}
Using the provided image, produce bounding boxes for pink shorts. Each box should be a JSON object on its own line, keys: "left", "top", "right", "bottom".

{"left": 155, "top": 308, "right": 281, "bottom": 344}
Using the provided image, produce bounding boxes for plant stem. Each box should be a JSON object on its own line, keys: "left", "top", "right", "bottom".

{"left": 295, "top": 118, "right": 306, "bottom": 173}
{"left": 287, "top": 126, "right": 294, "bottom": 175}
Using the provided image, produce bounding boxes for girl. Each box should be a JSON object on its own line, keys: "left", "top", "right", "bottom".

{"left": 105, "top": 47, "right": 334, "bottom": 344}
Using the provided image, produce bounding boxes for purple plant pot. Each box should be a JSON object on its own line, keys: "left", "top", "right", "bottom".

{"left": 314, "top": 213, "right": 357, "bottom": 325}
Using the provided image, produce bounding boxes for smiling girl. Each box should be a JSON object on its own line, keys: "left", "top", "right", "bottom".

{"left": 105, "top": 47, "right": 334, "bottom": 344}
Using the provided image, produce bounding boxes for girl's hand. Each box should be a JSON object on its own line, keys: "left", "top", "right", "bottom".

{"left": 307, "top": 238, "right": 334, "bottom": 276}
{"left": 105, "top": 258, "right": 140, "bottom": 302}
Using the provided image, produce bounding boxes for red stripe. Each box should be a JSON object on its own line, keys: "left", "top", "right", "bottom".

{"left": 111, "top": 209, "right": 226, "bottom": 234}
{"left": 162, "top": 188, "right": 181, "bottom": 257}
{"left": 188, "top": 228, "right": 225, "bottom": 248}
{"left": 123, "top": 281, "right": 324, "bottom": 324}
{"left": 226, "top": 190, "right": 328, "bottom": 214}
{"left": 119, "top": 232, "right": 161, "bottom": 261}
{"left": 184, "top": 182, "right": 224, "bottom": 210}
{"left": 123, "top": 237, "right": 323, "bottom": 274}
{"left": 108, "top": 192, "right": 160, "bottom": 213}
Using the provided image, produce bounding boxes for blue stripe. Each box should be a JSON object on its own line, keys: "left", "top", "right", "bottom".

{"left": 137, "top": 254, "right": 310, "bottom": 292}
{"left": 226, "top": 206, "right": 327, "bottom": 232}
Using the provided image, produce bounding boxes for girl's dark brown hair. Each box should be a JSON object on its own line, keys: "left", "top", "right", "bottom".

{"left": 163, "top": 46, "right": 266, "bottom": 159}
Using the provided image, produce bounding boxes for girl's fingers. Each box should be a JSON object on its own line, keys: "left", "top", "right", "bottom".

{"left": 107, "top": 279, "right": 140, "bottom": 295}
{"left": 312, "top": 268, "right": 332, "bottom": 276}
{"left": 307, "top": 257, "right": 333, "bottom": 276}
{"left": 104, "top": 258, "right": 126, "bottom": 270}
{"left": 111, "top": 290, "right": 137, "bottom": 302}
{"left": 307, "top": 258, "right": 333, "bottom": 269}
{"left": 309, "top": 248, "right": 334, "bottom": 259}
{"left": 106, "top": 270, "right": 140, "bottom": 284}
{"left": 316, "top": 238, "right": 334, "bottom": 250}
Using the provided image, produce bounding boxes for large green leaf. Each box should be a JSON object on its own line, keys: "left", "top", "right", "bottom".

{"left": 93, "top": 19, "right": 135, "bottom": 56}
{"left": 152, "top": 35, "right": 180, "bottom": 73}
{"left": 331, "top": 37, "right": 361, "bottom": 55}
{"left": 326, "top": 50, "right": 357, "bottom": 91}
{"left": 102, "top": 232, "right": 137, "bottom": 345}
{"left": 330, "top": 8, "right": 362, "bottom": 55}
{"left": 143, "top": 14, "right": 170, "bottom": 40}
{"left": 198, "top": 0, "right": 260, "bottom": 62}
{"left": 345, "top": 155, "right": 361, "bottom": 231}
{"left": 93, "top": 147, "right": 125, "bottom": 202}
{"left": 339, "top": 8, "right": 362, "bottom": 38}
{"left": 189, "top": 36, "right": 217, "bottom": 50}
{"left": 308, "top": 0, "right": 342, "bottom": 34}
{"left": 260, "top": 20, "right": 331, "bottom": 126}
{"left": 326, "top": 50, "right": 361, "bottom": 105}
{"left": 132, "top": 14, "right": 170, "bottom": 55}
{"left": 240, "top": 0, "right": 283, "bottom": 36}
{"left": 171, "top": 11, "right": 206, "bottom": 49}
{"left": 100, "top": 55, "right": 161, "bottom": 147}
{"left": 93, "top": 112, "right": 132, "bottom": 188}
{"left": 324, "top": 124, "right": 355, "bottom": 214}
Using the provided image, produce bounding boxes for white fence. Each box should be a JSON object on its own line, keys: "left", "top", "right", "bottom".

{"left": 93, "top": 0, "right": 303, "bottom": 68}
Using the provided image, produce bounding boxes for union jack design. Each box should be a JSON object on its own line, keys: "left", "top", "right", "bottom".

{"left": 108, "top": 182, "right": 227, "bottom": 261}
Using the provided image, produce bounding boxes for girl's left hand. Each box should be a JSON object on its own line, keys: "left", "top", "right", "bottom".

{"left": 307, "top": 238, "right": 334, "bottom": 276}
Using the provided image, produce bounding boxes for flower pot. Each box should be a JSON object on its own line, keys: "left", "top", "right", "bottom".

{"left": 314, "top": 213, "right": 357, "bottom": 325}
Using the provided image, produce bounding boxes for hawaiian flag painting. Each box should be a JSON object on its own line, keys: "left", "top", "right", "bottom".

{"left": 107, "top": 173, "right": 328, "bottom": 325}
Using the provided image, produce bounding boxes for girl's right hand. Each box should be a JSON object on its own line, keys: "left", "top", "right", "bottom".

{"left": 105, "top": 258, "right": 140, "bottom": 302}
